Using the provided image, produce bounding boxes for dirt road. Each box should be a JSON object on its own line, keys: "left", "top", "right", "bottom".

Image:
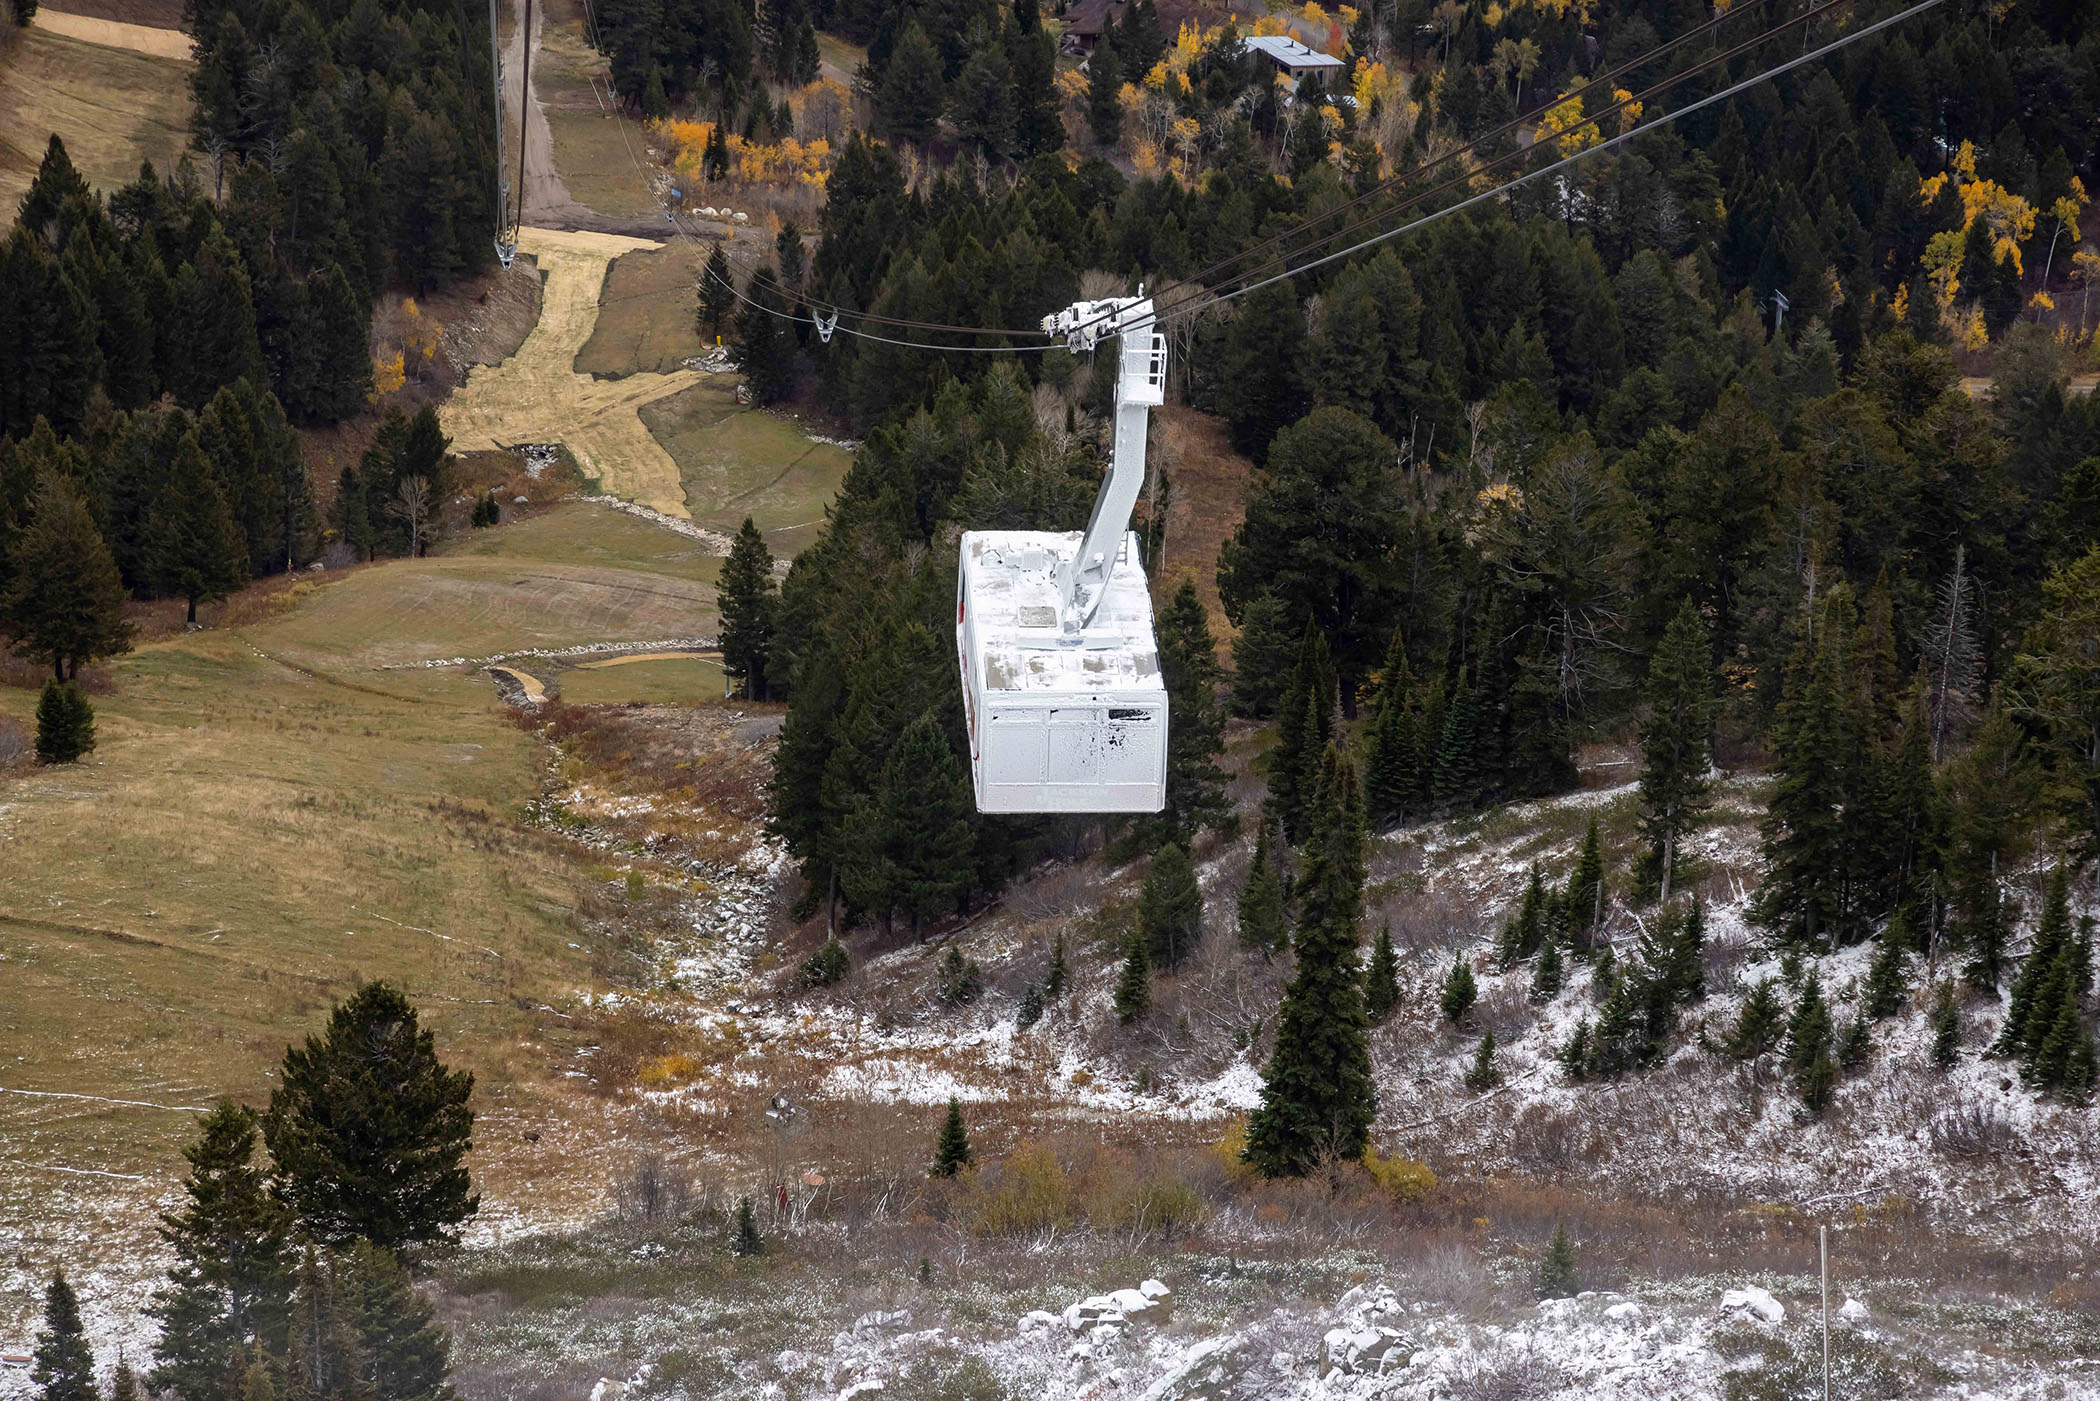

{"left": 441, "top": 226, "right": 701, "bottom": 518}
{"left": 32, "top": 6, "right": 191, "bottom": 60}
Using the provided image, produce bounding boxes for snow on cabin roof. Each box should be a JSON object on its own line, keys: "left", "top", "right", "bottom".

{"left": 1244, "top": 34, "right": 1345, "bottom": 69}
{"left": 961, "top": 531, "right": 1162, "bottom": 695}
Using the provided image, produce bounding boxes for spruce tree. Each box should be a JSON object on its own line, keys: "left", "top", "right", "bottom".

{"left": 1236, "top": 819, "right": 1289, "bottom": 954}
{"left": 1997, "top": 863, "right": 2073, "bottom": 1058}
{"left": 1228, "top": 593, "right": 1300, "bottom": 718}
{"left": 1149, "top": 577, "right": 1231, "bottom": 844}
{"left": 841, "top": 711, "right": 975, "bottom": 939}
{"left": 1863, "top": 911, "right": 1913, "bottom": 1019}
{"left": 1265, "top": 624, "right": 1335, "bottom": 844}
{"left": 337, "top": 1241, "right": 449, "bottom": 1401}
{"left": 1085, "top": 36, "right": 1122, "bottom": 145}
{"left": 1531, "top": 935, "right": 1564, "bottom": 1002}
{"left": 1537, "top": 1225, "right": 1579, "bottom": 1298}
{"left": 935, "top": 944, "right": 980, "bottom": 1003}
{"left": 931, "top": 1097, "right": 972, "bottom": 1177}
{"left": 1559, "top": 1020, "right": 1592, "bottom": 1081}
{"left": 1839, "top": 1015, "right": 1872, "bottom": 1070}
{"left": 1044, "top": 931, "right": 1067, "bottom": 1000}
{"left": 1016, "top": 980, "right": 1045, "bottom": 1029}
{"left": 1962, "top": 874, "right": 2011, "bottom": 992}
{"left": 730, "top": 1198, "right": 763, "bottom": 1256}
{"left": 1929, "top": 981, "right": 1962, "bottom": 1068}
{"left": 732, "top": 266, "right": 797, "bottom": 407}
{"left": 1243, "top": 743, "right": 1377, "bottom": 1176}
{"left": 1783, "top": 969, "right": 1838, "bottom": 1112}
{"left": 109, "top": 1357, "right": 139, "bottom": 1401}
{"left": 34, "top": 681, "right": 93, "bottom": 764}
{"left": 264, "top": 981, "right": 477, "bottom": 1256}
{"left": 1138, "top": 842, "right": 1203, "bottom": 969}
{"left": 1565, "top": 818, "right": 1606, "bottom": 951}
{"left": 146, "top": 431, "right": 249, "bottom": 624}
{"left": 1, "top": 467, "right": 135, "bottom": 681}
{"left": 1496, "top": 864, "right": 1549, "bottom": 967}
{"left": 1440, "top": 953, "right": 1477, "bottom": 1022}
{"left": 1638, "top": 599, "right": 1715, "bottom": 903}
{"left": 1363, "top": 633, "right": 1422, "bottom": 828}
{"left": 1431, "top": 670, "right": 1487, "bottom": 811}
{"left": 151, "top": 1101, "right": 296, "bottom": 1401}
{"left": 1364, "top": 922, "right": 1400, "bottom": 1022}
{"left": 717, "top": 518, "right": 777, "bottom": 700}
{"left": 875, "top": 22, "right": 947, "bottom": 145}
{"left": 1463, "top": 1029, "right": 1500, "bottom": 1091}
{"left": 800, "top": 935, "right": 849, "bottom": 987}
{"left": 1112, "top": 927, "right": 1151, "bottom": 1022}
{"left": 32, "top": 1270, "right": 95, "bottom": 1401}
{"left": 698, "top": 245, "right": 736, "bottom": 341}
{"left": 1755, "top": 619, "right": 1860, "bottom": 949}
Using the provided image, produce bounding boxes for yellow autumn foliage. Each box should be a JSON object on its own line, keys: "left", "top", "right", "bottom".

{"left": 1537, "top": 88, "right": 1600, "bottom": 155}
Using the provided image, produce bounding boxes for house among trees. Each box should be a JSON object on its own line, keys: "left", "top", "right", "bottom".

{"left": 1243, "top": 34, "right": 1345, "bottom": 91}
{"left": 1060, "top": 0, "right": 1203, "bottom": 56}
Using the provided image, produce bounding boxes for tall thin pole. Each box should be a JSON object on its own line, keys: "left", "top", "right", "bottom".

{"left": 1820, "top": 1224, "right": 1831, "bottom": 1401}
{"left": 514, "top": 0, "right": 533, "bottom": 237}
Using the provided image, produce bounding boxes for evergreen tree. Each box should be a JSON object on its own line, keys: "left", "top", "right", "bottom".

{"left": 698, "top": 245, "right": 736, "bottom": 341}
{"left": 1930, "top": 981, "right": 1962, "bottom": 1068}
{"left": 109, "top": 1358, "right": 139, "bottom": 1401}
{"left": 1, "top": 467, "right": 135, "bottom": 680}
{"left": 841, "top": 711, "right": 976, "bottom": 939}
{"left": 1559, "top": 1019, "right": 1593, "bottom": 1081}
{"left": 32, "top": 1270, "right": 94, "bottom": 1401}
{"left": 1045, "top": 930, "right": 1067, "bottom": 1000}
{"left": 717, "top": 517, "right": 777, "bottom": 700}
{"left": 297, "top": 265, "right": 373, "bottom": 424}
{"left": 935, "top": 944, "right": 980, "bottom": 1003}
{"left": 1839, "top": 1015, "right": 1872, "bottom": 1070}
{"left": 949, "top": 44, "right": 1016, "bottom": 159}
{"left": 1637, "top": 600, "right": 1714, "bottom": 902}
{"left": 1016, "top": 980, "right": 1045, "bottom": 1029}
{"left": 931, "top": 1097, "right": 972, "bottom": 1176}
{"left": 1228, "top": 593, "right": 1300, "bottom": 718}
{"left": 1236, "top": 819, "right": 1289, "bottom": 954}
{"left": 1147, "top": 577, "right": 1231, "bottom": 844}
{"left": 1537, "top": 1225, "right": 1579, "bottom": 1299}
{"left": 730, "top": 1198, "right": 763, "bottom": 1256}
{"left": 1364, "top": 922, "right": 1400, "bottom": 1022}
{"left": 1531, "top": 935, "right": 1564, "bottom": 1002}
{"left": 1496, "top": 864, "right": 1549, "bottom": 967}
{"left": 1440, "top": 953, "right": 1477, "bottom": 1022}
{"left": 876, "top": 23, "right": 947, "bottom": 145}
{"left": 1961, "top": 872, "right": 2012, "bottom": 992}
{"left": 1755, "top": 618, "right": 1861, "bottom": 949}
{"left": 800, "top": 935, "right": 849, "bottom": 987}
{"left": 1265, "top": 624, "right": 1335, "bottom": 844}
{"left": 1112, "top": 927, "right": 1151, "bottom": 1022}
{"left": 146, "top": 431, "right": 249, "bottom": 624}
{"left": 1565, "top": 818, "right": 1606, "bottom": 951}
{"left": 152, "top": 1101, "right": 296, "bottom": 1401}
{"left": 1463, "top": 1029, "right": 1500, "bottom": 1091}
{"left": 1431, "top": 671, "right": 1489, "bottom": 811}
{"left": 732, "top": 266, "right": 797, "bottom": 407}
{"left": 1243, "top": 742, "right": 1377, "bottom": 1176}
{"left": 1085, "top": 37, "right": 1122, "bottom": 145}
{"left": 336, "top": 1241, "right": 449, "bottom": 1401}
{"left": 264, "top": 981, "right": 478, "bottom": 1256}
{"left": 1363, "top": 644, "right": 1423, "bottom": 829}
{"left": 1863, "top": 910, "right": 1913, "bottom": 1018}
{"left": 33, "top": 681, "right": 93, "bottom": 764}
{"left": 1998, "top": 863, "right": 2073, "bottom": 1059}
{"left": 1137, "top": 842, "right": 1203, "bottom": 969}
{"left": 1783, "top": 969, "right": 1838, "bottom": 1112}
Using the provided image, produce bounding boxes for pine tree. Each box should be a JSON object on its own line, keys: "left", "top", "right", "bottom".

{"left": 717, "top": 517, "right": 777, "bottom": 700}
{"left": 730, "top": 1197, "right": 763, "bottom": 1256}
{"left": 1463, "top": 1029, "right": 1500, "bottom": 1091}
{"left": 264, "top": 981, "right": 477, "bottom": 1256}
{"left": 732, "top": 266, "right": 797, "bottom": 407}
{"left": 1559, "top": 1019, "right": 1592, "bottom": 1080}
{"left": 1016, "top": 981, "right": 1045, "bottom": 1029}
{"left": 146, "top": 431, "right": 249, "bottom": 624}
{"left": 1537, "top": 1225, "right": 1579, "bottom": 1299}
{"left": 1364, "top": 922, "right": 1400, "bottom": 1022}
{"left": 949, "top": 44, "right": 1016, "bottom": 158}
{"left": 935, "top": 944, "right": 980, "bottom": 1003}
{"left": 1113, "top": 927, "right": 1151, "bottom": 1022}
{"left": 1998, "top": 863, "right": 2073, "bottom": 1058}
{"left": 109, "top": 1357, "right": 139, "bottom": 1401}
{"left": 1044, "top": 931, "right": 1067, "bottom": 1000}
{"left": 800, "top": 936, "right": 849, "bottom": 987}
{"left": 1564, "top": 818, "right": 1606, "bottom": 951}
{"left": 34, "top": 681, "right": 93, "bottom": 764}
{"left": 1962, "top": 872, "right": 2012, "bottom": 992}
{"left": 1839, "top": 1015, "right": 1872, "bottom": 1070}
{"left": 1431, "top": 670, "right": 1487, "bottom": 811}
{"left": 1228, "top": 593, "right": 1300, "bottom": 718}
{"left": 1440, "top": 953, "right": 1477, "bottom": 1022}
{"left": 1236, "top": 819, "right": 1289, "bottom": 954}
{"left": 1637, "top": 600, "right": 1717, "bottom": 903}
{"left": 336, "top": 1241, "right": 449, "bottom": 1401}
{"left": 1783, "top": 969, "right": 1838, "bottom": 1112}
{"left": 1363, "top": 633, "right": 1422, "bottom": 828}
{"left": 841, "top": 711, "right": 976, "bottom": 939}
{"left": 1265, "top": 624, "right": 1335, "bottom": 844}
{"left": 1930, "top": 981, "right": 1962, "bottom": 1068}
{"left": 698, "top": 245, "right": 736, "bottom": 342}
{"left": 931, "top": 1097, "right": 972, "bottom": 1177}
{"left": 1531, "top": 935, "right": 1564, "bottom": 1002}
{"left": 876, "top": 22, "right": 947, "bottom": 145}
{"left": 151, "top": 1101, "right": 296, "bottom": 1401}
{"left": 1085, "top": 36, "right": 1122, "bottom": 145}
{"left": 32, "top": 1270, "right": 95, "bottom": 1401}
{"left": 1138, "top": 842, "right": 1203, "bottom": 969}
{"left": 1755, "top": 618, "right": 1860, "bottom": 949}
{"left": 1149, "top": 577, "right": 1231, "bottom": 844}
{"left": 1729, "top": 978, "right": 1785, "bottom": 1062}
{"left": 1497, "top": 864, "right": 1549, "bottom": 967}
{"left": 299, "top": 264, "right": 373, "bottom": 423}
{"left": 1863, "top": 910, "right": 1913, "bottom": 1019}
{"left": 1, "top": 468, "right": 135, "bottom": 680}
{"left": 1243, "top": 743, "right": 1377, "bottom": 1176}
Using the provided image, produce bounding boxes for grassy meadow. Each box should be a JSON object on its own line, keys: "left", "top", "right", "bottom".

{"left": 642, "top": 378, "right": 852, "bottom": 554}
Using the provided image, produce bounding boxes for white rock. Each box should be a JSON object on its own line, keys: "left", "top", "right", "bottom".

{"left": 1018, "top": 1309, "right": 1061, "bottom": 1334}
{"left": 1840, "top": 1297, "right": 1868, "bottom": 1325}
{"left": 700, "top": 207, "right": 719, "bottom": 217}
{"left": 1319, "top": 1324, "right": 1409, "bottom": 1377}
{"left": 1720, "top": 1287, "right": 1786, "bottom": 1325}
{"left": 1607, "top": 1301, "right": 1643, "bottom": 1320}
{"left": 733, "top": 211, "right": 750, "bottom": 222}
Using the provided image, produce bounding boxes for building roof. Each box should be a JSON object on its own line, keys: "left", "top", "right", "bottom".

{"left": 1243, "top": 34, "right": 1344, "bottom": 68}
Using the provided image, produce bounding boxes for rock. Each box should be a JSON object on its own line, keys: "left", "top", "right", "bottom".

{"left": 1839, "top": 1297, "right": 1868, "bottom": 1326}
{"left": 587, "top": 1382, "right": 623, "bottom": 1401}
{"left": 1063, "top": 1282, "right": 1170, "bottom": 1332}
{"left": 1319, "top": 1325, "right": 1409, "bottom": 1377}
{"left": 1017, "top": 1309, "right": 1061, "bottom": 1334}
{"left": 1607, "top": 1301, "right": 1643, "bottom": 1321}
{"left": 1720, "top": 1287, "right": 1786, "bottom": 1325}
{"left": 733, "top": 211, "right": 750, "bottom": 222}
{"left": 852, "top": 1309, "right": 911, "bottom": 1337}
{"left": 1138, "top": 1335, "right": 1244, "bottom": 1401}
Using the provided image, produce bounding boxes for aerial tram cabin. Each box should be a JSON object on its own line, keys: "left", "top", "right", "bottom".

{"left": 956, "top": 297, "right": 1170, "bottom": 814}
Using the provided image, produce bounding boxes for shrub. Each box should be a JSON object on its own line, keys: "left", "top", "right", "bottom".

{"left": 1211, "top": 1119, "right": 1258, "bottom": 1186}
{"left": 801, "top": 936, "right": 850, "bottom": 987}
{"left": 637, "top": 1053, "right": 703, "bottom": 1088}
{"left": 966, "top": 1143, "right": 1075, "bottom": 1236}
{"left": 1098, "top": 1175, "right": 1208, "bottom": 1238}
{"left": 729, "top": 1196, "right": 763, "bottom": 1256}
{"left": 1360, "top": 1147, "right": 1436, "bottom": 1203}
{"left": 936, "top": 945, "right": 981, "bottom": 1004}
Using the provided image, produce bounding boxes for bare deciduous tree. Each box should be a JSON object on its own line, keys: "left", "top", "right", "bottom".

{"left": 388, "top": 475, "right": 433, "bottom": 557}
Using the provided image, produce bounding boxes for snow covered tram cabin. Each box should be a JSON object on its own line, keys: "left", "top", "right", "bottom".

{"left": 955, "top": 530, "right": 1167, "bottom": 814}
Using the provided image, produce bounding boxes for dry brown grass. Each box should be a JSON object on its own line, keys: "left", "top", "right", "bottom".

{"left": 0, "top": 26, "right": 189, "bottom": 214}
{"left": 1152, "top": 404, "right": 1252, "bottom": 639}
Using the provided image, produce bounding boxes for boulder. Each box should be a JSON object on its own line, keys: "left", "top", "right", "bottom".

{"left": 1062, "top": 1280, "right": 1171, "bottom": 1332}
{"left": 1319, "top": 1325, "right": 1408, "bottom": 1377}
{"left": 1017, "top": 1309, "right": 1062, "bottom": 1334}
{"left": 1839, "top": 1297, "right": 1868, "bottom": 1326}
{"left": 1719, "top": 1287, "right": 1786, "bottom": 1325}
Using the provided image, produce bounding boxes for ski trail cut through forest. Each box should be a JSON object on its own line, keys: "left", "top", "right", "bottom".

{"left": 30, "top": 6, "right": 193, "bottom": 61}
